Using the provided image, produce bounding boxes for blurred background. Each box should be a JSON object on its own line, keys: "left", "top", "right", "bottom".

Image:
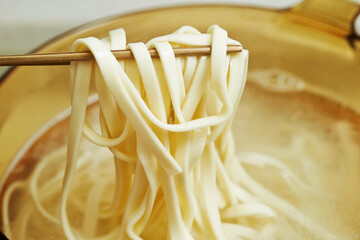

{"left": 0, "top": 0, "right": 359, "bottom": 77}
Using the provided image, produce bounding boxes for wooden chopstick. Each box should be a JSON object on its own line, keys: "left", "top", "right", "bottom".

{"left": 0, "top": 45, "right": 242, "bottom": 66}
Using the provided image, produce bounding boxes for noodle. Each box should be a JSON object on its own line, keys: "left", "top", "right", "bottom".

{"left": 1, "top": 25, "right": 350, "bottom": 239}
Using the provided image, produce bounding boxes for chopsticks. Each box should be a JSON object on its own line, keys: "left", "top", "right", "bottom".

{"left": 0, "top": 45, "right": 242, "bottom": 66}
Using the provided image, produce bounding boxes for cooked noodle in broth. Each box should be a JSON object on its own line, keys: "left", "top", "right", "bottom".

{"left": 1, "top": 26, "right": 360, "bottom": 239}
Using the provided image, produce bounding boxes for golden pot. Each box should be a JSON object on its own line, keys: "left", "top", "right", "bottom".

{"left": 0, "top": 0, "right": 359, "bottom": 188}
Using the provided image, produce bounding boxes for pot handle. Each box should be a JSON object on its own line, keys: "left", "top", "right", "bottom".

{"left": 291, "top": 0, "right": 360, "bottom": 37}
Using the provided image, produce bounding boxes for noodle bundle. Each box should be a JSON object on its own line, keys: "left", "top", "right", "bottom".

{"left": 2, "top": 25, "right": 345, "bottom": 240}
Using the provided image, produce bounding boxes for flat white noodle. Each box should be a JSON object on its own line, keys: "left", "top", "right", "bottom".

{"left": 1, "top": 25, "right": 345, "bottom": 240}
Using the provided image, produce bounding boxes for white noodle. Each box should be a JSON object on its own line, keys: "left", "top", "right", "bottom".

{"left": 2, "top": 25, "right": 346, "bottom": 240}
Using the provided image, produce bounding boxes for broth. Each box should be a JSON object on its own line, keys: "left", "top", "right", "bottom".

{"left": 1, "top": 70, "right": 360, "bottom": 239}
